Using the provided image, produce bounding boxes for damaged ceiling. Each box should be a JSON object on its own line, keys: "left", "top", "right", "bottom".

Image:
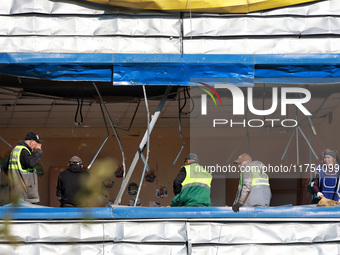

{"left": 0, "top": 73, "right": 339, "bottom": 130}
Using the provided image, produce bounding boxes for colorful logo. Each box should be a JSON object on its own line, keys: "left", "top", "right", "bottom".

{"left": 198, "top": 82, "right": 223, "bottom": 106}
{"left": 197, "top": 83, "right": 312, "bottom": 128}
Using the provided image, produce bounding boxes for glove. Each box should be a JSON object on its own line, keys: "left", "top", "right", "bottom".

{"left": 317, "top": 192, "right": 324, "bottom": 199}
{"left": 232, "top": 203, "right": 242, "bottom": 213}
{"left": 318, "top": 197, "right": 340, "bottom": 207}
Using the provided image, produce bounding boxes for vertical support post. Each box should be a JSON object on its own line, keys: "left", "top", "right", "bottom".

{"left": 114, "top": 86, "right": 173, "bottom": 205}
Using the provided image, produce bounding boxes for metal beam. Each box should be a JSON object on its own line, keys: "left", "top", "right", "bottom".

{"left": 114, "top": 86, "right": 173, "bottom": 205}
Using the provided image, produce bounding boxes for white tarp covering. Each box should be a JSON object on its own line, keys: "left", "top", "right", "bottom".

{"left": 188, "top": 222, "right": 340, "bottom": 243}
{"left": 0, "top": 221, "right": 187, "bottom": 242}
{"left": 1, "top": 219, "right": 340, "bottom": 254}
{"left": 1, "top": 243, "right": 339, "bottom": 255}
{"left": 0, "top": 16, "right": 180, "bottom": 36}
{"left": 183, "top": 16, "right": 340, "bottom": 37}
{"left": 0, "top": 243, "right": 187, "bottom": 255}
{"left": 0, "top": 0, "right": 340, "bottom": 54}
{"left": 192, "top": 243, "right": 340, "bottom": 255}
{"left": 0, "top": 37, "right": 180, "bottom": 53}
{"left": 3, "top": 15, "right": 339, "bottom": 37}
{"left": 0, "top": 0, "right": 150, "bottom": 15}
{"left": 183, "top": 38, "right": 340, "bottom": 54}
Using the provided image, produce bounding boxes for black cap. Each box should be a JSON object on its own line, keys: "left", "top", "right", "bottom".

{"left": 69, "top": 156, "right": 82, "bottom": 165}
{"left": 184, "top": 153, "right": 199, "bottom": 162}
{"left": 25, "top": 132, "right": 43, "bottom": 143}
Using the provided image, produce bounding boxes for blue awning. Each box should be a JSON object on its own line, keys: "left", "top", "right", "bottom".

{"left": 0, "top": 53, "right": 339, "bottom": 85}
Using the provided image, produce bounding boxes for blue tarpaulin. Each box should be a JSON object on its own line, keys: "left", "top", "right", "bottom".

{"left": 0, "top": 53, "right": 340, "bottom": 85}
{"left": 1, "top": 202, "right": 340, "bottom": 220}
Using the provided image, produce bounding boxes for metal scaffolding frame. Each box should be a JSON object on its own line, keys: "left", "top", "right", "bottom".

{"left": 114, "top": 86, "right": 173, "bottom": 205}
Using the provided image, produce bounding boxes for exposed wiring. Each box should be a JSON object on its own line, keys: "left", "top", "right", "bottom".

{"left": 180, "top": 86, "right": 194, "bottom": 114}
{"left": 173, "top": 87, "right": 187, "bottom": 165}
{"left": 114, "top": 99, "right": 141, "bottom": 131}
{"left": 74, "top": 85, "right": 84, "bottom": 125}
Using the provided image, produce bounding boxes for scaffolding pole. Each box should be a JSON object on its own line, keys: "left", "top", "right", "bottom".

{"left": 114, "top": 86, "right": 172, "bottom": 205}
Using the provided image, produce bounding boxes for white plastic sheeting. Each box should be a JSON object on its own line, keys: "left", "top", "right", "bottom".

{"left": 0, "top": 16, "right": 180, "bottom": 36}
{"left": 193, "top": 243, "right": 340, "bottom": 255}
{"left": 0, "top": 37, "right": 180, "bottom": 53}
{"left": 1, "top": 219, "right": 340, "bottom": 254}
{"left": 183, "top": 38, "right": 340, "bottom": 54}
{"left": 1, "top": 0, "right": 340, "bottom": 54}
{"left": 4, "top": 16, "right": 340, "bottom": 37}
{"left": 0, "top": 0, "right": 157, "bottom": 15}
{"left": 0, "top": 221, "right": 186, "bottom": 242}
{"left": 189, "top": 221, "right": 340, "bottom": 243}
{"left": 0, "top": 243, "right": 187, "bottom": 255}
{"left": 247, "top": 0, "right": 340, "bottom": 16}
{"left": 183, "top": 16, "right": 340, "bottom": 37}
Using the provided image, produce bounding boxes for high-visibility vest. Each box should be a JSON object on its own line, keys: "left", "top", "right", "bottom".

{"left": 8, "top": 145, "right": 35, "bottom": 172}
{"left": 181, "top": 163, "right": 212, "bottom": 190}
{"left": 317, "top": 166, "right": 340, "bottom": 200}
{"left": 238, "top": 164, "right": 269, "bottom": 189}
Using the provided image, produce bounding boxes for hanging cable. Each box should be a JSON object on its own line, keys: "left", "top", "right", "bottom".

{"left": 114, "top": 99, "right": 141, "bottom": 131}
{"left": 180, "top": 86, "right": 194, "bottom": 114}
{"left": 173, "top": 86, "right": 194, "bottom": 164}
{"left": 173, "top": 88, "right": 186, "bottom": 165}
{"left": 180, "top": 87, "right": 187, "bottom": 112}
{"left": 74, "top": 85, "right": 84, "bottom": 125}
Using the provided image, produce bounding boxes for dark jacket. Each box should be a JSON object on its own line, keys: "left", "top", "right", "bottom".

{"left": 173, "top": 166, "right": 186, "bottom": 195}
{"left": 5, "top": 140, "right": 43, "bottom": 203}
{"left": 56, "top": 166, "right": 89, "bottom": 207}
{"left": 4, "top": 140, "right": 43, "bottom": 173}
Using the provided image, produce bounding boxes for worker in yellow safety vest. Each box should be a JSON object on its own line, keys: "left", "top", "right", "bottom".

{"left": 232, "top": 153, "right": 271, "bottom": 212}
{"left": 4, "top": 132, "right": 43, "bottom": 204}
{"left": 171, "top": 153, "right": 212, "bottom": 207}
